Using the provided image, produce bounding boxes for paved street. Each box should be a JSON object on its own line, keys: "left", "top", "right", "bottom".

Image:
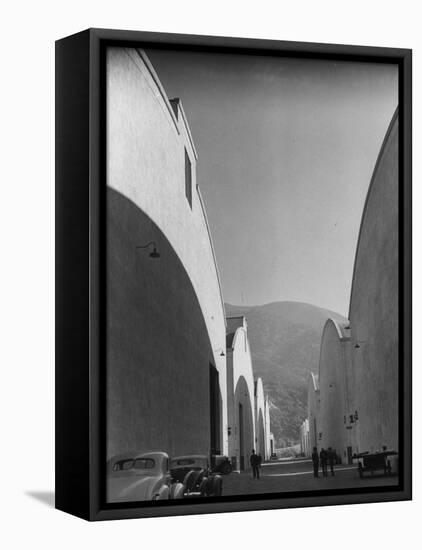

{"left": 223, "top": 458, "right": 398, "bottom": 496}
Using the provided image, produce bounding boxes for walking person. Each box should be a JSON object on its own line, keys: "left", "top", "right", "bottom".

{"left": 250, "top": 449, "right": 260, "bottom": 479}
{"left": 320, "top": 448, "right": 328, "bottom": 477}
{"left": 327, "top": 447, "right": 335, "bottom": 476}
{"left": 311, "top": 447, "right": 319, "bottom": 478}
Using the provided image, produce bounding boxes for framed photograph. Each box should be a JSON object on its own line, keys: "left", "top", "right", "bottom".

{"left": 55, "top": 28, "right": 412, "bottom": 521}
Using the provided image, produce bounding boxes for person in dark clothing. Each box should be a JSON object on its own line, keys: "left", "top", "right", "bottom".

{"left": 320, "top": 448, "right": 328, "bottom": 477}
{"left": 311, "top": 447, "right": 319, "bottom": 478}
{"left": 327, "top": 447, "right": 335, "bottom": 476}
{"left": 250, "top": 449, "right": 260, "bottom": 479}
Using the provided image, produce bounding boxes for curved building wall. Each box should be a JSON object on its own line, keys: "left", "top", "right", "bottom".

{"left": 106, "top": 48, "right": 228, "bottom": 460}
{"left": 264, "top": 396, "right": 272, "bottom": 459}
{"left": 318, "top": 319, "right": 352, "bottom": 462}
{"left": 226, "top": 317, "right": 256, "bottom": 470}
{"left": 348, "top": 109, "right": 399, "bottom": 453}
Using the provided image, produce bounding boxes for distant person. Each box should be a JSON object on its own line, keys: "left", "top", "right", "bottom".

{"left": 258, "top": 453, "right": 263, "bottom": 467}
{"left": 250, "top": 449, "right": 260, "bottom": 479}
{"left": 327, "top": 447, "right": 335, "bottom": 476}
{"left": 320, "top": 448, "right": 328, "bottom": 477}
{"left": 311, "top": 447, "right": 319, "bottom": 478}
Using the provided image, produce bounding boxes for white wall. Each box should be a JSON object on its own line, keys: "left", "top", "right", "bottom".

{"left": 107, "top": 47, "right": 228, "bottom": 454}
{"left": 349, "top": 112, "right": 399, "bottom": 454}
{"left": 254, "top": 377, "right": 266, "bottom": 456}
{"left": 227, "top": 318, "right": 256, "bottom": 468}
{"left": 2, "top": 2, "right": 420, "bottom": 550}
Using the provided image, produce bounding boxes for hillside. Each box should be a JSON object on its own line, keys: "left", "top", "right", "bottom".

{"left": 225, "top": 301, "right": 346, "bottom": 446}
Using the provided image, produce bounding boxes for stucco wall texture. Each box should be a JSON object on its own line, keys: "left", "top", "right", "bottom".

{"left": 106, "top": 48, "right": 228, "bottom": 460}
{"left": 348, "top": 109, "right": 399, "bottom": 453}
{"left": 107, "top": 189, "right": 218, "bottom": 459}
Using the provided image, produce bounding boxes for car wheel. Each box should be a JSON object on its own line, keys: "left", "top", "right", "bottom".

{"left": 184, "top": 469, "right": 204, "bottom": 494}
{"left": 199, "top": 477, "right": 209, "bottom": 496}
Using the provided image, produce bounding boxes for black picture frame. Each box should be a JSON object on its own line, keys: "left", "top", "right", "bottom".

{"left": 55, "top": 28, "right": 412, "bottom": 521}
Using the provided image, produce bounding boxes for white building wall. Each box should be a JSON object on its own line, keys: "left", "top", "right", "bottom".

{"left": 254, "top": 378, "right": 266, "bottom": 458}
{"left": 226, "top": 317, "right": 256, "bottom": 470}
{"left": 264, "top": 396, "right": 272, "bottom": 460}
{"left": 107, "top": 47, "right": 228, "bottom": 454}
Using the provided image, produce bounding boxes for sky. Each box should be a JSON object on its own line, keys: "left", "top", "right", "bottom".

{"left": 147, "top": 49, "right": 398, "bottom": 317}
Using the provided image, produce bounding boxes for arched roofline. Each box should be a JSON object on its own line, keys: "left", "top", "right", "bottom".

{"left": 135, "top": 50, "right": 197, "bottom": 161}
{"left": 254, "top": 377, "right": 266, "bottom": 430}
{"left": 322, "top": 317, "right": 351, "bottom": 342}
{"left": 234, "top": 374, "right": 255, "bottom": 424}
{"left": 196, "top": 186, "right": 227, "bottom": 326}
{"left": 230, "top": 325, "right": 248, "bottom": 352}
{"left": 230, "top": 328, "right": 255, "bottom": 414}
{"left": 348, "top": 106, "right": 399, "bottom": 320}
{"left": 317, "top": 317, "right": 350, "bottom": 381}
{"left": 254, "top": 377, "right": 264, "bottom": 399}
{"left": 131, "top": 48, "right": 226, "bottom": 326}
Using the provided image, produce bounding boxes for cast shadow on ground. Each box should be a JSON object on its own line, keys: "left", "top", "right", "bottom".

{"left": 26, "top": 491, "right": 55, "bottom": 508}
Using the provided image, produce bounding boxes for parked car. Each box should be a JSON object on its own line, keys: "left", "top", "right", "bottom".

{"left": 170, "top": 455, "right": 223, "bottom": 497}
{"left": 211, "top": 454, "right": 233, "bottom": 475}
{"left": 107, "top": 451, "right": 184, "bottom": 503}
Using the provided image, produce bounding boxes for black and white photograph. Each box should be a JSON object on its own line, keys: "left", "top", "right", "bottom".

{"left": 2, "top": 0, "right": 421, "bottom": 544}
{"left": 105, "top": 45, "right": 402, "bottom": 504}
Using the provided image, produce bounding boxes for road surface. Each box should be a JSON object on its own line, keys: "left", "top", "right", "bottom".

{"left": 222, "top": 458, "right": 398, "bottom": 496}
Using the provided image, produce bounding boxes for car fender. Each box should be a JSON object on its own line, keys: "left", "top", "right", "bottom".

{"left": 154, "top": 484, "right": 170, "bottom": 500}
{"left": 170, "top": 482, "right": 185, "bottom": 499}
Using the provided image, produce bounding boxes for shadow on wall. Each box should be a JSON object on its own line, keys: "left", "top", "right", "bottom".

{"left": 107, "top": 187, "right": 217, "bottom": 461}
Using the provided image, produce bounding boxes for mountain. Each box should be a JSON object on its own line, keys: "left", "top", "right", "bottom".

{"left": 225, "top": 301, "right": 347, "bottom": 446}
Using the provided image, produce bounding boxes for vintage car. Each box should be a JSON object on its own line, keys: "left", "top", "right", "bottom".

{"left": 170, "top": 455, "right": 223, "bottom": 497}
{"left": 211, "top": 454, "right": 233, "bottom": 475}
{"left": 107, "top": 451, "right": 185, "bottom": 503}
{"left": 353, "top": 449, "right": 398, "bottom": 478}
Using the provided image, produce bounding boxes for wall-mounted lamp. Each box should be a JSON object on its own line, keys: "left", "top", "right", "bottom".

{"left": 354, "top": 340, "right": 366, "bottom": 349}
{"left": 136, "top": 241, "right": 160, "bottom": 258}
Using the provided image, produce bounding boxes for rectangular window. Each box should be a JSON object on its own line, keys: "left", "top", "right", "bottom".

{"left": 185, "top": 148, "right": 192, "bottom": 208}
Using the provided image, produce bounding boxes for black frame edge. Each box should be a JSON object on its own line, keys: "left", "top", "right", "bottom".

{"left": 401, "top": 48, "right": 412, "bottom": 501}
{"left": 55, "top": 29, "right": 92, "bottom": 521}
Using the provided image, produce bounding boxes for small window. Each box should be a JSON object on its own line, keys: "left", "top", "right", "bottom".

{"left": 113, "top": 459, "right": 134, "bottom": 471}
{"left": 185, "top": 148, "right": 192, "bottom": 208}
{"left": 176, "top": 459, "right": 196, "bottom": 466}
{"left": 134, "top": 458, "right": 155, "bottom": 470}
